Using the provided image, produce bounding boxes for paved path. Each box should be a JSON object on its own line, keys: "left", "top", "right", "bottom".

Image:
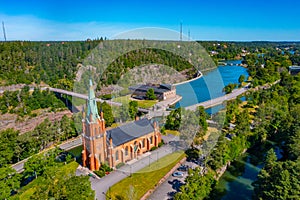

{"left": 186, "top": 85, "right": 249, "bottom": 111}
{"left": 89, "top": 135, "right": 183, "bottom": 200}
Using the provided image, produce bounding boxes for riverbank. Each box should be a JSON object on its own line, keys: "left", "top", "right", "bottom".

{"left": 175, "top": 65, "right": 249, "bottom": 108}
{"left": 173, "top": 70, "right": 203, "bottom": 86}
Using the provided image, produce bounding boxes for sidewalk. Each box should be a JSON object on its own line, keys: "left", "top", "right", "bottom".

{"left": 90, "top": 137, "right": 179, "bottom": 200}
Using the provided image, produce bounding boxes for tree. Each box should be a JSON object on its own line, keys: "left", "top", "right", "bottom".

{"left": 223, "top": 83, "right": 237, "bottom": 94}
{"left": 197, "top": 106, "right": 208, "bottom": 135}
{"left": 238, "top": 74, "right": 246, "bottom": 86}
{"left": 119, "top": 104, "right": 130, "bottom": 123}
{"left": 174, "top": 168, "right": 215, "bottom": 200}
{"left": 146, "top": 88, "right": 156, "bottom": 100}
{"left": 165, "top": 108, "right": 181, "bottom": 131}
{"left": 129, "top": 101, "right": 138, "bottom": 120}
{"left": 97, "top": 102, "right": 115, "bottom": 127}
{"left": 264, "top": 148, "right": 277, "bottom": 171}
{"left": 0, "top": 129, "right": 18, "bottom": 166}
{"left": 64, "top": 176, "right": 95, "bottom": 199}
{"left": 0, "top": 166, "right": 20, "bottom": 199}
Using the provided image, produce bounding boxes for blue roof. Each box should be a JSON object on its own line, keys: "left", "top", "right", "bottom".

{"left": 129, "top": 84, "right": 173, "bottom": 94}
{"left": 106, "top": 118, "right": 155, "bottom": 147}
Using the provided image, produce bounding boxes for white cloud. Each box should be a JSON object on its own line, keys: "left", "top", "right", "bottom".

{"left": 0, "top": 14, "right": 138, "bottom": 41}
{"left": 0, "top": 14, "right": 299, "bottom": 41}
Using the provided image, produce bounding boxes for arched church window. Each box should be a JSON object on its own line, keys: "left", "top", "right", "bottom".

{"left": 142, "top": 139, "right": 145, "bottom": 148}
{"left": 115, "top": 150, "right": 119, "bottom": 161}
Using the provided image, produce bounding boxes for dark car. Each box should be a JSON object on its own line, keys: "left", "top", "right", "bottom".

{"left": 177, "top": 165, "right": 188, "bottom": 171}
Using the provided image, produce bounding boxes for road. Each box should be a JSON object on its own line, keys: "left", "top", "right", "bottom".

{"left": 87, "top": 135, "right": 184, "bottom": 200}
{"left": 11, "top": 137, "right": 82, "bottom": 173}
{"left": 59, "top": 137, "right": 82, "bottom": 151}
{"left": 186, "top": 85, "right": 249, "bottom": 111}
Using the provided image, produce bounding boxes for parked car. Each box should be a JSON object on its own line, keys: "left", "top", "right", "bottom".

{"left": 172, "top": 171, "right": 184, "bottom": 178}
{"left": 177, "top": 165, "right": 188, "bottom": 171}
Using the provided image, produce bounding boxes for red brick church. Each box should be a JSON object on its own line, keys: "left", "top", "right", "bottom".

{"left": 81, "top": 79, "right": 162, "bottom": 171}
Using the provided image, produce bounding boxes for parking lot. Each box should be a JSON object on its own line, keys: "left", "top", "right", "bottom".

{"left": 147, "top": 161, "right": 199, "bottom": 200}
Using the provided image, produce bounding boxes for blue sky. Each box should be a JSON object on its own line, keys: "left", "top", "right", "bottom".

{"left": 0, "top": 0, "right": 299, "bottom": 41}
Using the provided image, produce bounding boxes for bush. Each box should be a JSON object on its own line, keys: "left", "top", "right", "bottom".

{"left": 150, "top": 146, "right": 158, "bottom": 151}
{"left": 101, "top": 94, "right": 112, "bottom": 100}
{"left": 158, "top": 140, "right": 164, "bottom": 148}
{"left": 160, "top": 127, "right": 166, "bottom": 135}
{"left": 94, "top": 170, "right": 105, "bottom": 178}
{"left": 116, "top": 162, "right": 125, "bottom": 169}
{"left": 100, "top": 163, "right": 112, "bottom": 172}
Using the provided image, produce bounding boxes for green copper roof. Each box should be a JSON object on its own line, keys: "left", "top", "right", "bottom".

{"left": 86, "top": 79, "right": 100, "bottom": 122}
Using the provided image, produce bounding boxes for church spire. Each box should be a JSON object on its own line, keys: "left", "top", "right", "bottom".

{"left": 86, "top": 78, "right": 100, "bottom": 122}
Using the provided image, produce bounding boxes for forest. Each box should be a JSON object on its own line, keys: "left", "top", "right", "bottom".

{"left": 0, "top": 86, "right": 66, "bottom": 117}
{"left": 1, "top": 40, "right": 300, "bottom": 199}
{"left": 173, "top": 43, "right": 300, "bottom": 200}
{"left": 0, "top": 39, "right": 217, "bottom": 90}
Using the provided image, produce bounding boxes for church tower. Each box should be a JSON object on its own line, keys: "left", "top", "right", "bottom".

{"left": 82, "top": 79, "right": 107, "bottom": 171}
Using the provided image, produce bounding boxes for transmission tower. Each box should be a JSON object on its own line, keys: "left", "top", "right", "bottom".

{"left": 2, "top": 21, "right": 7, "bottom": 41}
{"left": 180, "top": 21, "right": 182, "bottom": 41}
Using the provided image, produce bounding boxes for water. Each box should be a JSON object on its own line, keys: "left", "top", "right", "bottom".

{"left": 175, "top": 64, "right": 249, "bottom": 112}
{"left": 220, "top": 60, "right": 243, "bottom": 65}
{"left": 211, "top": 146, "right": 283, "bottom": 200}
{"left": 211, "top": 154, "right": 263, "bottom": 200}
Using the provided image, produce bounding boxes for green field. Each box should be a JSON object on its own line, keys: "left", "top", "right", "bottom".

{"left": 112, "top": 95, "right": 158, "bottom": 109}
{"left": 68, "top": 145, "right": 83, "bottom": 157}
{"left": 108, "top": 151, "right": 185, "bottom": 200}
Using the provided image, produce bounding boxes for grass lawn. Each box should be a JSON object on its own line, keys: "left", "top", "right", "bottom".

{"left": 68, "top": 145, "right": 83, "bottom": 157}
{"left": 13, "top": 161, "right": 79, "bottom": 199}
{"left": 108, "top": 151, "right": 185, "bottom": 200}
{"left": 136, "top": 99, "right": 158, "bottom": 109}
{"left": 112, "top": 95, "right": 131, "bottom": 104}
{"left": 112, "top": 95, "right": 158, "bottom": 109}
{"left": 165, "top": 129, "right": 180, "bottom": 136}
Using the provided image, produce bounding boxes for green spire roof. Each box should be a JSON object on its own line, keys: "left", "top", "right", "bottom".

{"left": 86, "top": 79, "right": 100, "bottom": 122}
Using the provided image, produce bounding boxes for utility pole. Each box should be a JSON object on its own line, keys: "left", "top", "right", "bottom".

{"left": 188, "top": 29, "right": 190, "bottom": 41}
{"left": 2, "top": 21, "right": 7, "bottom": 41}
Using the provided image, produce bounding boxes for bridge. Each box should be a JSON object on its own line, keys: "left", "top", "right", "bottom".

{"left": 48, "top": 87, "right": 150, "bottom": 113}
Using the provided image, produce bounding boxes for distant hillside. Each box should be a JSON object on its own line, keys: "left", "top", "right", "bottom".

{"left": 0, "top": 40, "right": 100, "bottom": 87}
{"left": 0, "top": 40, "right": 216, "bottom": 90}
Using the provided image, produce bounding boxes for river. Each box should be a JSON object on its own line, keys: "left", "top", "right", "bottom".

{"left": 210, "top": 146, "right": 283, "bottom": 200}
{"left": 175, "top": 60, "right": 248, "bottom": 114}
{"left": 210, "top": 154, "right": 263, "bottom": 200}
